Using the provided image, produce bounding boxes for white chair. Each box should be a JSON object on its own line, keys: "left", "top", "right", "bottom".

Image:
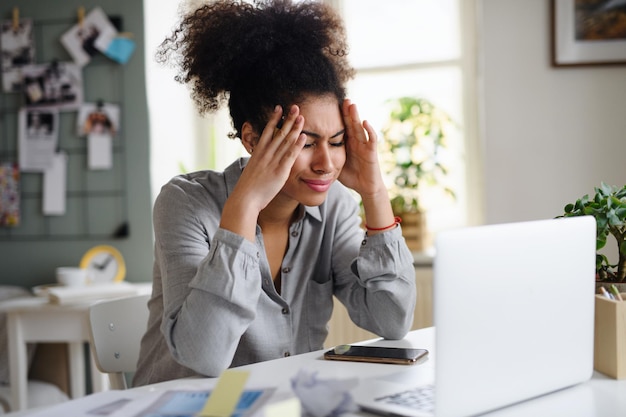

{"left": 87, "top": 294, "right": 150, "bottom": 390}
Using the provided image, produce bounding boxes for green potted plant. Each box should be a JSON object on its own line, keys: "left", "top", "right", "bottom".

{"left": 558, "top": 183, "right": 626, "bottom": 287}
{"left": 379, "top": 97, "right": 456, "bottom": 251}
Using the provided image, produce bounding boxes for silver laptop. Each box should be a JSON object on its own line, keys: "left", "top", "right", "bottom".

{"left": 354, "top": 216, "right": 596, "bottom": 417}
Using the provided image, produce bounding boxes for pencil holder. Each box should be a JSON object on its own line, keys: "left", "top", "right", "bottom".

{"left": 594, "top": 294, "right": 626, "bottom": 379}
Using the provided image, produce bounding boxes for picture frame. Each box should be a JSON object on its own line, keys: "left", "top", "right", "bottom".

{"left": 551, "top": 0, "right": 626, "bottom": 67}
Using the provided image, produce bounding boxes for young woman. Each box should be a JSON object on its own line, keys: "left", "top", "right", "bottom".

{"left": 133, "top": 0, "right": 416, "bottom": 386}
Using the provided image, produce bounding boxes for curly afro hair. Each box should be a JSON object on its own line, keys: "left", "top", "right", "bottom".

{"left": 157, "top": 0, "right": 355, "bottom": 140}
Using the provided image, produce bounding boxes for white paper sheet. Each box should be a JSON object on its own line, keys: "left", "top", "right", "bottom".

{"left": 46, "top": 282, "right": 138, "bottom": 305}
{"left": 88, "top": 132, "right": 113, "bottom": 170}
{"left": 42, "top": 151, "right": 67, "bottom": 215}
{"left": 21, "top": 384, "right": 277, "bottom": 417}
{"left": 23, "top": 389, "right": 155, "bottom": 417}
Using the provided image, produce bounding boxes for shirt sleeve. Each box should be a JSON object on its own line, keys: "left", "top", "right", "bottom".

{"left": 153, "top": 181, "right": 263, "bottom": 376}
{"left": 331, "top": 201, "right": 417, "bottom": 340}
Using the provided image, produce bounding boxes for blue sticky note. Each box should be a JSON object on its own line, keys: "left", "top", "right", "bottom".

{"left": 104, "top": 37, "right": 136, "bottom": 64}
{"left": 138, "top": 389, "right": 265, "bottom": 417}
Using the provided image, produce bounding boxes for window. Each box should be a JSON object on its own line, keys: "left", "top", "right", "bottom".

{"left": 340, "top": 0, "right": 477, "bottom": 239}
{"left": 145, "top": 0, "right": 479, "bottom": 239}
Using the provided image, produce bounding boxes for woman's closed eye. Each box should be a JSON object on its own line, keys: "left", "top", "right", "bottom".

{"left": 301, "top": 129, "right": 346, "bottom": 149}
{"left": 303, "top": 140, "right": 345, "bottom": 149}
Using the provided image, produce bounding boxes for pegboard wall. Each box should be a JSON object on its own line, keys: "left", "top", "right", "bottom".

{"left": 0, "top": 14, "right": 129, "bottom": 241}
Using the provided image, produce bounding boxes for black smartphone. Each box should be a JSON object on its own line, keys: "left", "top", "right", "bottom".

{"left": 323, "top": 345, "right": 429, "bottom": 365}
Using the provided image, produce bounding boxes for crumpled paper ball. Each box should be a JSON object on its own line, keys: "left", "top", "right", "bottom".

{"left": 290, "top": 369, "right": 359, "bottom": 417}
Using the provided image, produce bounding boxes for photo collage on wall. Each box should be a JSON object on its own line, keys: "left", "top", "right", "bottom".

{"left": 0, "top": 7, "right": 134, "bottom": 225}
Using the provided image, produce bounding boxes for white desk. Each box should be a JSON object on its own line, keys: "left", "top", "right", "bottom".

{"left": 6, "top": 327, "right": 626, "bottom": 417}
{"left": 1, "top": 297, "right": 108, "bottom": 411}
{"left": 0, "top": 283, "right": 152, "bottom": 412}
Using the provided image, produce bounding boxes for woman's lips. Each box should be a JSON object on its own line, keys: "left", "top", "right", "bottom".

{"left": 303, "top": 179, "right": 332, "bottom": 192}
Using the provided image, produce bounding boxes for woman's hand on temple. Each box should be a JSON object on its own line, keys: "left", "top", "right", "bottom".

{"left": 338, "top": 99, "right": 386, "bottom": 198}
{"left": 339, "top": 99, "right": 396, "bottom": 234}
{"left": 220, "top": 105, "right": 306, "bottom": 241}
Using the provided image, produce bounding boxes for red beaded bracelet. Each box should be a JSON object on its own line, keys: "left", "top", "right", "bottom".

{"left": 365, "top": 216, "right": 402, "bottom": 231}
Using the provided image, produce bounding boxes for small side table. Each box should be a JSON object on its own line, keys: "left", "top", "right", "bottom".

{"left": 0, "top": 282, "right": 152, "bottom": 411}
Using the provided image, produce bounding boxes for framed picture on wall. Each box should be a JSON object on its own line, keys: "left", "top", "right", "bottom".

{"left": 551, "top": 0, "right": 626, "bottom": 67}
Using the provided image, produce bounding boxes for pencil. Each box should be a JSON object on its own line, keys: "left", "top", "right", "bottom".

{"left": 600, "top": 286, "right": 612, "bottom": 300}
{"left": 609, "top": 284, "right": 623, "bottom": 302}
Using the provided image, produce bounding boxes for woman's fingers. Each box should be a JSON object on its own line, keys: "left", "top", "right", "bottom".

{"left": 257, "top": 105, "right": 304, "bottom": 151}
{"left": 256, "top": 105, "right": 284, "bottom": 148}
{"left": 279, "top": 106, "right": 305, "bottom": 151}
{"left": 245, "top": 104, "right": 305, "bottom": 185}
{"left": 343, "top": 99, "right": 372, "bottom": 144}
{"left": 342, "top": 99, "right": 355, "bottom": 138}
{"left": 362, "top": 119, "right": 377, "bottom": 145}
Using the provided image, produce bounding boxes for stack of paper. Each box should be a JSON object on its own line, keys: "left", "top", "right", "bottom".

{"left": 46, "top": 282, "right": 139, "bottom": 305}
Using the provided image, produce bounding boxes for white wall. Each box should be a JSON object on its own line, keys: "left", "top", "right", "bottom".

{"left": 480, "top": 0, "right": 626, "bottom": 225}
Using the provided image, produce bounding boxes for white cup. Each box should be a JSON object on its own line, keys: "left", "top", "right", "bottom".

{"left": 56, "top": 267, "right": 87, "bottom": 287}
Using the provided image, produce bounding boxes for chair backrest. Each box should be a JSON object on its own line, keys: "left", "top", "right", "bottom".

{"left": 88, "top": 294, "right": 150, "bottom": 390}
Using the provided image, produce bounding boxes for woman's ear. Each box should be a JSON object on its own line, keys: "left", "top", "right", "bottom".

{"left": 241, "top": 122, "right": 258, "bottom": 154}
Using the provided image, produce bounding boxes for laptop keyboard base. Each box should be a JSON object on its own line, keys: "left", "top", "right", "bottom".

{"left": 374, "top": 384, "right": 435, "bottom": 414}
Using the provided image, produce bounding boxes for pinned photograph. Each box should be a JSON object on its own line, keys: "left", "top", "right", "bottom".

{"left": 26, "top": 109, "right": 55, "bottom": 137}
{"left": 18, "top": 107, "right": 59, "bottom": 172}
{"left": 77, "top": 101, "right": 120, "bottom": 137}
{"left": 60, "top": 7, "right": 118, "bottom": 67}
{"left": 78, "top": 101, "right": 120, "bottom": 170}
{"left": 21, "top": 61, "right": 83, "bottom": 111}
{"left": 1, "top": 18, "right": 35, "bottom": 93}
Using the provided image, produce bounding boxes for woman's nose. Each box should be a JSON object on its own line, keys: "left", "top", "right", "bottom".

{"left": 311, "top": 144, "right": 333, "bottom": 174}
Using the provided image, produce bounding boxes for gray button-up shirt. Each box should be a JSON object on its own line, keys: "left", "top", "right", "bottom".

{"left": 133, "top": 158, "right": 416, "bottom": 386}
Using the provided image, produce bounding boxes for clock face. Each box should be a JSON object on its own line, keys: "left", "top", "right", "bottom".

{"left": 80, "top": 245, "right": 126, "bottom": 284}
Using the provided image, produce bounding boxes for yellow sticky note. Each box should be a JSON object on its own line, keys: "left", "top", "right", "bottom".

{"left": 263, "top": 397, "right": 301, "bottom": 417}
{"left": 197, "top": 370, "right": 250, "bottom": 417}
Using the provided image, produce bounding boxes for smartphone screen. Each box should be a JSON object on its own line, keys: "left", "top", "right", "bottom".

{"left": 323, "top": 345, "right": 429, "bottom": 365}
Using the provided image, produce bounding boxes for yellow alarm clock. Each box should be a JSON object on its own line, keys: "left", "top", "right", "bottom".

{"left": 80, "top": 245, "right": 126, "bottom": 283}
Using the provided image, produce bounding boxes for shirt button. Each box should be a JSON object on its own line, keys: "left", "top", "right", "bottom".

{"left": 282, "top": 307, "right": 289, "bottom": 314}
{"left": 291, "top": 231, "right": 299, "bottom": 237}
{"left": 282, "top": 267, "right": 291, "bottom": 273}
{"left": 264, "top": 279, "right": 270, "bottom": 286}
{"left": 256, "top": 252, "right": 260, "bottom": 258}
{"left": 284, "top": 352, "right": 291, "bottom": 357}
{"left": 361, "top": 239, "right": 367, "bottom": 246}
